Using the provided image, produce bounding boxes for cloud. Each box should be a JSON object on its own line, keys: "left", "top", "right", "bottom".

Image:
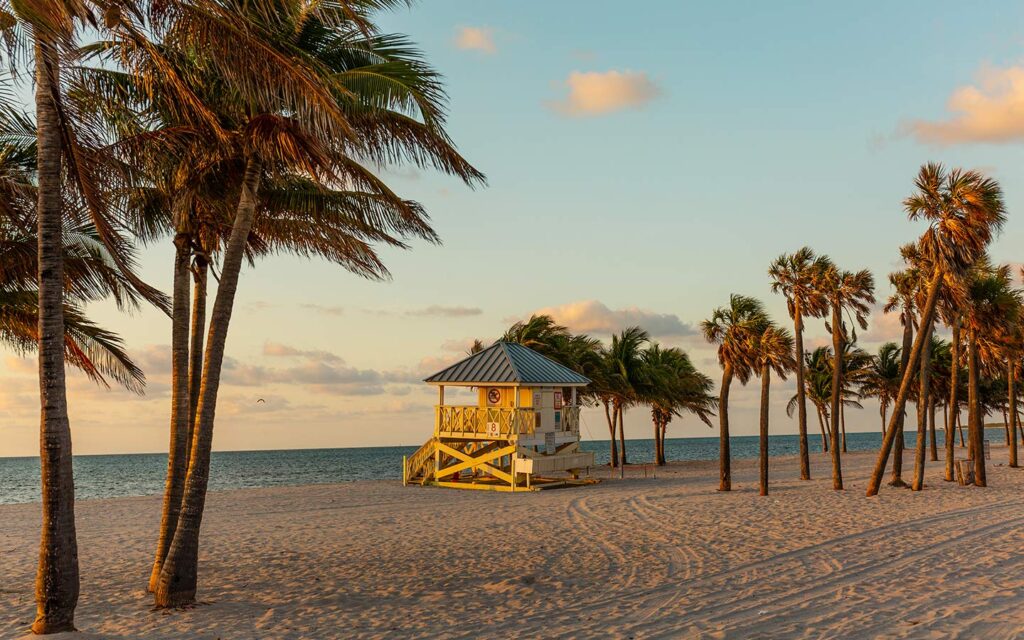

{"left": 859, "top": 309, "right": 905, "bottom": 345}
{"left": 263, "top": 341, "right": 343, "bottom": 363}
{"left": 549, "top": 70, "right": 661, "bottom": 117}
{"left": 454, "top": 26, "right": 496, "bottom": 54}
{"left": 300, "top": 303, "right": 344, "bottom": 316}
{"left": 405, "top": 305, "right": 482, "bottom": 318}
{"left": 907, "top": 64, "right": 1024, "bottom": 145}
{"left": 529, "top": 300, "right": 695, "bottom": 337}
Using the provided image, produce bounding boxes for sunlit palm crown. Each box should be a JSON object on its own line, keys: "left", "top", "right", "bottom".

{"left": 701, "top": 293, "right": 770, "bottom": 384}
{"left": 820, "top": 265, "right": 875, "bottom": 334}
{"left": 750, "top": 324, "right": 795, "bottom": 378}
{"left": 768, "top": 247, "right": 831, "bottom": 322}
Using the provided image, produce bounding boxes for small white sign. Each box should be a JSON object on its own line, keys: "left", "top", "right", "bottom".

{"left": 486, "top": 422, "right": 500, "bottom": 437}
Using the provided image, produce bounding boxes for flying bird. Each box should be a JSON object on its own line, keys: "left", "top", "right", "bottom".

{"left": 256, "top": 398, "right": 265, "bottom": 404}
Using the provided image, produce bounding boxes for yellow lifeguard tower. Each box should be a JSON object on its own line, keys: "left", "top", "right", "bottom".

{"left": 403, "top": 341, "right": 595, "bottom": 491}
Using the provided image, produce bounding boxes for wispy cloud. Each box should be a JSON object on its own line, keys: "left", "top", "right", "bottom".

{"left": 300, "top": 303, "right": 344, "bottom": 316}
{"left": 263, "top": 341, "right": 343, "bottom": 363}
{"left": 907, "top": 64, "right": 1024, "bottom": 145}
{"left": 454, "top": 26, "right": 496, "bottom": 54}
{"left": 549, "top": 70, "right": 661, "bottom": 117}
{"left": 527, "top": 300, "right": 695, "bottom": 337}
{"left": 405, "top": 305, "right": 482, "bottom": 318}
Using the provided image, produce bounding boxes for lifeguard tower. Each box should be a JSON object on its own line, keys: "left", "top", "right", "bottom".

{"left": 403, "top": 341, "right": 596, "bottom": 491}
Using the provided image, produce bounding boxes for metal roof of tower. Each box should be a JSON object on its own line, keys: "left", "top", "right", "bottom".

{"left": 424, "top": 341, "right": 591, "bottom": 386}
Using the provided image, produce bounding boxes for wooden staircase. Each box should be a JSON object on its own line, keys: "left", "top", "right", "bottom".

{"left": 404, "top": 438, "right": 437, "bottom": 485}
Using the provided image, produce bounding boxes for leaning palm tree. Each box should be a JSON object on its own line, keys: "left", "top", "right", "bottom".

{"left": 820, "top": 264, "right": 875, "bottom": 490}
{"left": 149, "top": 1, "right": 484, "bottom": 608}
{"left": 642, "top": 344, "right": 715, "bottom": 465}
{"left": 702, "top": 294, "right": 769, "bottom": 491}
{"left": 868, "top": 164, "right": 1006, "bottom": 496}
{"left": 750, "top": 324, "right": 795, "bottom": 496}
{"left": 769, "top": 247, "right": 831, "bottom": 480}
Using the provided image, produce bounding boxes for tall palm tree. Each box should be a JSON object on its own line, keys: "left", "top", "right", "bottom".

{"left": 151, "top": 1, "right": 484, "bottom": 608}
{"left": 769, "top": 247, "right": 830, "bottom": 480}
{"left": 962, "top": 262, "right": 1020, "bottom": 486}
{"left": 820, "top": 264, "right": 874, "bottom": 490}
{"left": 702, "top": 294, "right": 769, "bottom": 491}
{"left": 750, "top": 324, "right": 795, "bottom": 496}
{"left": 883, "top": 267, "right": 918, "bottom": 487}
{"left": 862, "top": 342, "right": 901, "bottom": 431}
{"left": 868, "top": 164, "right": 1005, "bottom": 496}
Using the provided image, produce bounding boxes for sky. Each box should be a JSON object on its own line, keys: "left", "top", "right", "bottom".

{"left": 4, "top": 0, "right": 1024, "bottom": 456}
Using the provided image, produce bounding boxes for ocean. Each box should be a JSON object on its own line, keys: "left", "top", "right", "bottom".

{"left": 0, "top": 429, "right": 1005, "bottom": 505}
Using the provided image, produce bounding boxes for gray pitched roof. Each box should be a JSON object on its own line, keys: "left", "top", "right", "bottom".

{"left": 424, "top": 342, "right": 591, "bottom": 386}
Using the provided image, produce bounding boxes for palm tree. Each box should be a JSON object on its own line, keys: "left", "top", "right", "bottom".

{"left": 838, "top": 341, "right": 871, "bottom": 452}
{"left": 604, "top": 327, "right": 650, "bottom": 467}
{"left": 862, "top": 343, "right": 901, "bottom": 431}
{"left": 961, "top": 262, "right": 1020, "bottom": 486}
{"left": 787, "top": 346, "right": 833, "bottom": 452}
{"left": 641, "top": 344, "right": 715, "bottom": 465}
{"left": 702, "top": 294, "right": 769, "bottom": 491}
{"left": 769, "top": 247, "right": 830, "bottom": 480}
{"left": 820, "top": 264, "right": 875, "bottom": 490}
{"left": 151, "top": 2, "right": 484, "bottom": 608}
{"left": 750, "top": 324, "right": 795, "bottom": 496}
{"left": 868, "top": 164, "right": 1006, "bottom": 496}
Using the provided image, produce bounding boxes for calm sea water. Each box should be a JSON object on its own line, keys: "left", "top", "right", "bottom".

{"left": 0, "top": 429, "right": 1006, "bottom": 505}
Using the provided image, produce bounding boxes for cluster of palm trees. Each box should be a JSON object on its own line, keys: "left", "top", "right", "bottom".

{"left": 3, "top": 0, "right": 484, "bottom": 632}
{"left": 494, "top": 315, "right": 716, "bottom": 468}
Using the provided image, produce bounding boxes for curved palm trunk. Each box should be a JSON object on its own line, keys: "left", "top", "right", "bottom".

{"left": 912, "top": 318, "right": 932, "bottom": 491}
{"left": 869, "top": 269, "right": 937, "bottom": 497}
{"left": 718, "top": 364, "right": 734, "bottom": 491}
{"left": 32, "top": 39, "right": 80, "bottom": 634}
{"left": 793, "top": 308, "right": 811, "bottom": 480}
{"left": 829, "top": 304, "right": 843, "bottom": 490}
{"left": 658, "top": 422, "right": 668, "bottom": 465}
{"left": 187, "top": 256, "right": 208, "bottom": 461}
{"left": 603, "top": 399, "right": 617, "bottom": 468}
{"left": 945, "top": 323, "right": 959, "bottom": 482}
{"left": 759, "top": 364, "right": 770, "bottom": 496}
{"left": 1008, "top": 362, "right": 1017, "bottom": 468}
{"left": 155, "top": 158, "right": 263, "bottom": 607}
{"left": 148, "top": 233, "right": 193, "bottom": 592}
{"left": 968, "top": 328, "right": 985, "bottom": 486}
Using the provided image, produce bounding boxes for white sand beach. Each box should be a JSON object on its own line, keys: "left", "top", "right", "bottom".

{"left": 3, "top": 447, "right": 1024, "bottom": 639}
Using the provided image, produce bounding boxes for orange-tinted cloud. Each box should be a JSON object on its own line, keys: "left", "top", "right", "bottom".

{"left": 909, "top": 65, "right": 1024, "bottom": 144}
{"left": 529, "top": 300, "right": 694, "bottom": 337}
{"left": 549, "top": 70, "right": 661, "bottom": 117}
{"left": 454, "top": 26, "right": 496, "bottom": 54}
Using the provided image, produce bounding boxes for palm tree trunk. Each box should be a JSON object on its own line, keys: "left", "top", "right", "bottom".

{"left": 890, "top": 311, "right": 913, "bottom": 488}
{"left": 652, "top": 416, "right": 660, "bottom": 466}
{"left": 957, "top": 410, "right": 966, "bottom": 447}
{"left": 829, "top": 303, "right": 843, "bottom": 490}
{"left": 759, "top": 364, "right": 770, "bottom": 496}
{"left": 148, "top": 233, "right": 192, "bottom": 592}
{"left": 912, "top": 318, "right": 932, "bottom": 491}
{"left": 840, "top": 403, "right": 847, "bottom": 453}
{"left": 187, "top": 255, "right": 208, "bottom": 461}
{"left": 928, "top": 397, "right": 938, "bottom": 462}
{"left": 968, "top": 327, "right": 986, "bottom": 486}
{"left": 945, "top": 322, "right": 959, "bottom": 481}
{"left": 817, "top": 406, "right": 829, "bottom": 452}
{"left": 617, "top": 404, "right": 627, "bottom": 467}
{"left": 32, "top": 38, "right": 80, "bottom": 635}
{"left": 1008, "top": 361, "right": 1017, "bottom": 468}
{"left": 869, "top": 271, "right": 937, "bottom": 496}
{"left": 718, "top": 364, "right": 734, "bottom": 491}
{"left": 659, "top": 422, "right": 668, "bottom": 465}
{"left": 793, "top": 309, "right": 811, "bottom": 480}
{"left": 603, "top": 399, "right": 617, "bottom": 468}
{"left": 155, "top": 158, "right": 263, "bottom": 607}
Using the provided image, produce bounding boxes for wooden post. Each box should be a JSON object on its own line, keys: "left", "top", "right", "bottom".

{"left": 402, "top": 455, "right": 407, "bottom": 486}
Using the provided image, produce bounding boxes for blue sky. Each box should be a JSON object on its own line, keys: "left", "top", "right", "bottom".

{"left": 3, "top": 1, "right": 1024, "bottom": 455}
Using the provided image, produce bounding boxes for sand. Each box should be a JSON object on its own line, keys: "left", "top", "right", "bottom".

{"left": 3, "top": 446, "right": 1024, "bottom": 639}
